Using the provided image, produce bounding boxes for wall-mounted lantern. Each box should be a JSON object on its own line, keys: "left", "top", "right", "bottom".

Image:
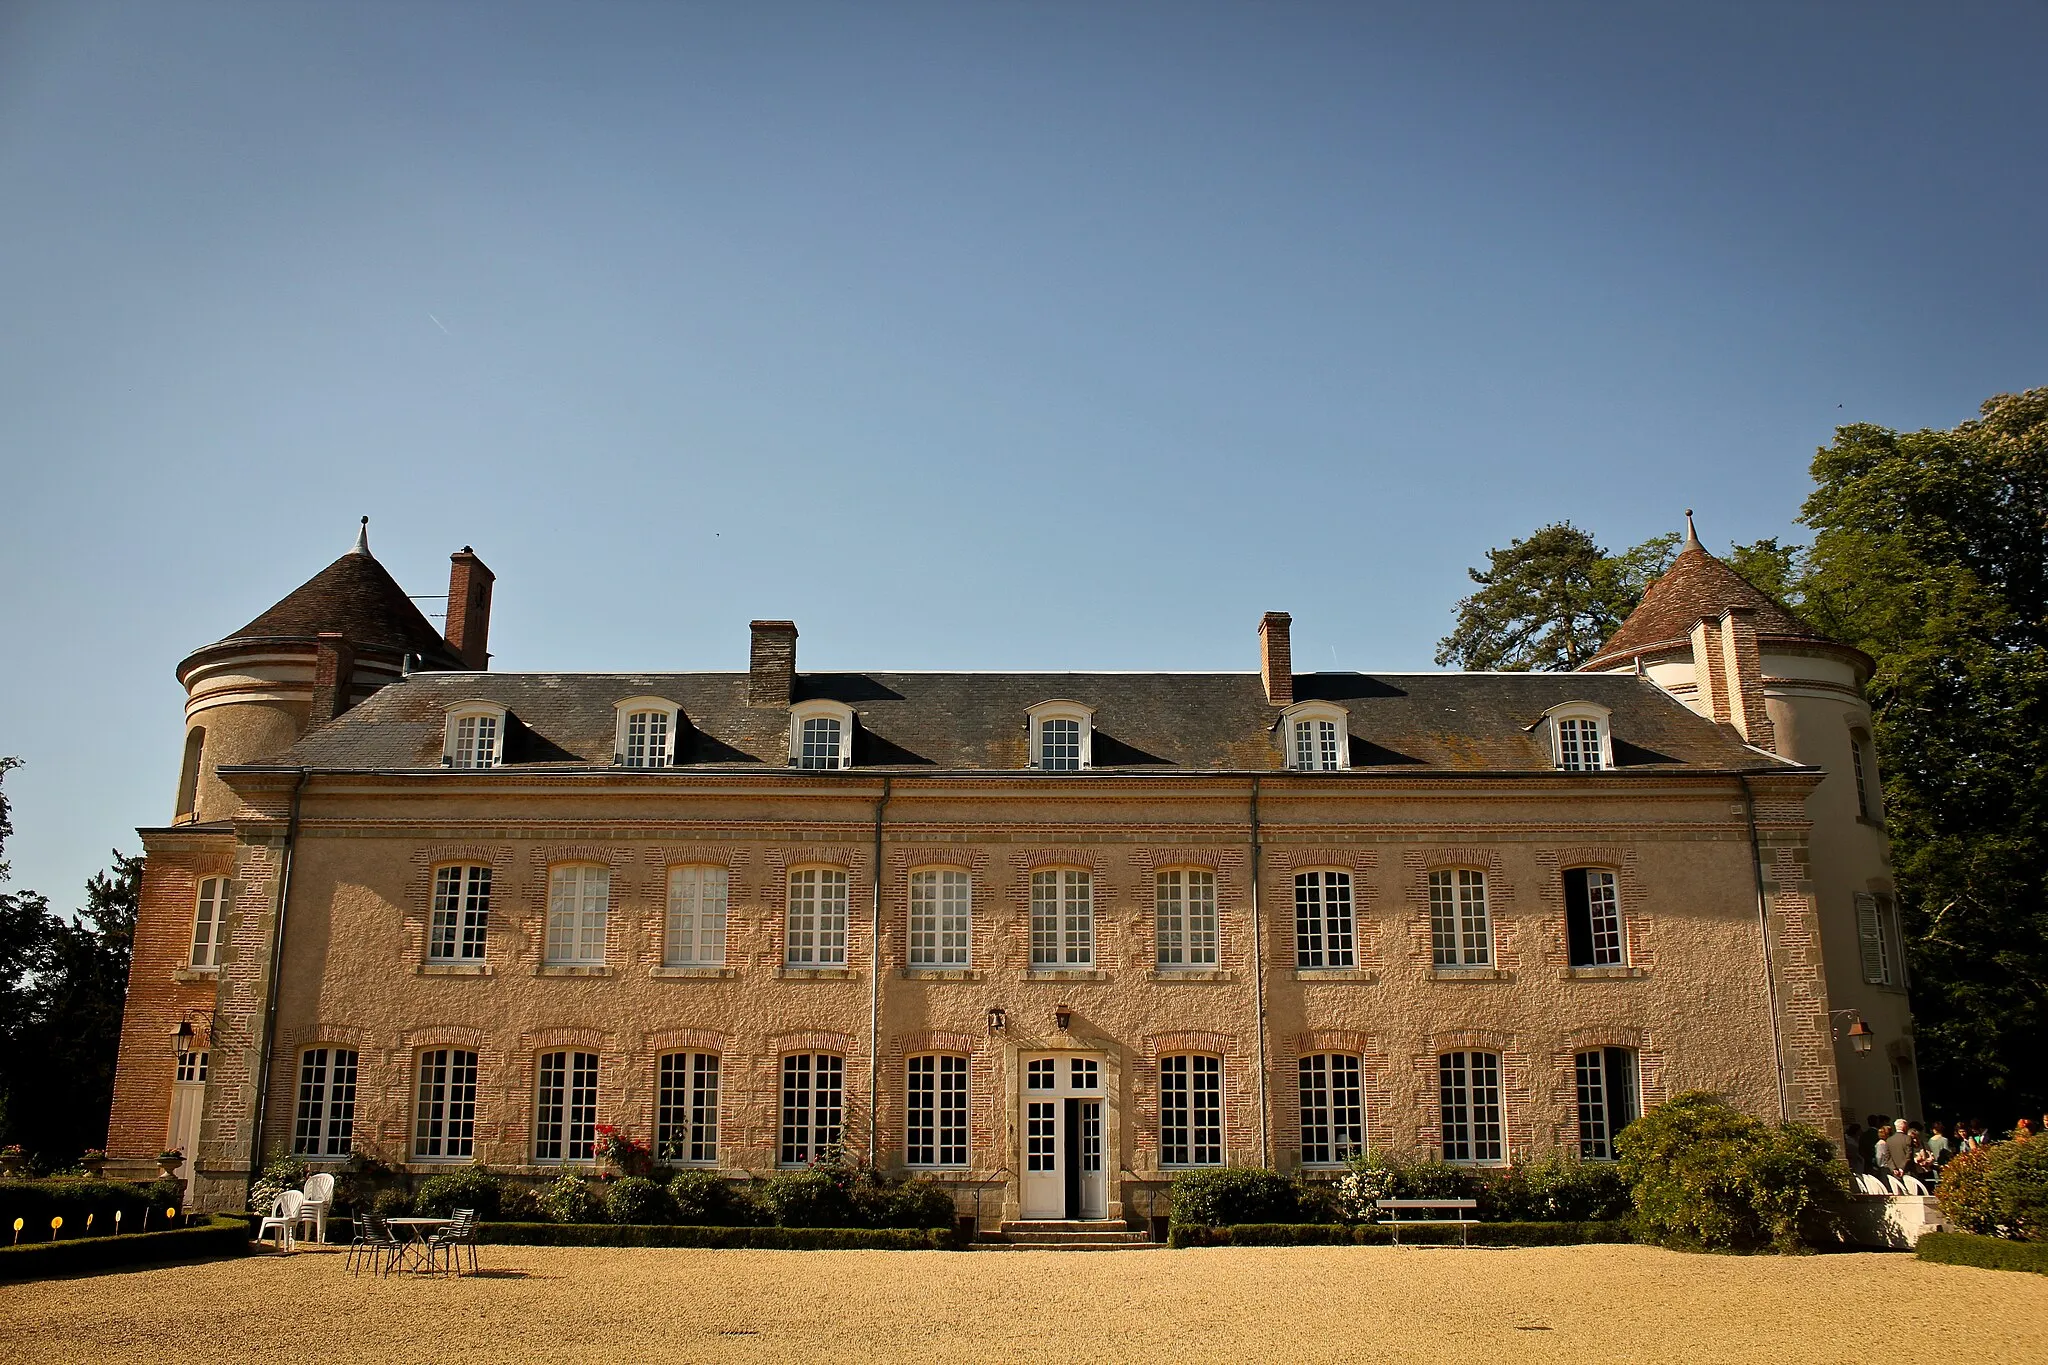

{"left": 1055, "top": 1006, "right": 1072, "bottom": 1033}
{"left": 986, "top": 1006, "right": 1007, "bottom": 1036}
{"left": 173, "top": 1021, "right": 194, "bottom": 1055}
{"left": 1846, "top": 1019, "right": 1875, "bottom": 1055}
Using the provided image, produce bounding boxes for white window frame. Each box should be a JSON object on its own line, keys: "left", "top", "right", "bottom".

{"left": 292, "top": 1047, "right": 359, "bottom": 1158}
{"left": 189, "top": 876, "right": 230, "bottom": 970}
{"left": 413, "top": 1048, "right": 479, "bottom": 1160}
{"left": 1575, "top": 1047, "right": 1639, "bottom": 1161}
{"left": 1029, "top": 868, "right": 1094, "bottom": 967}
{"left": 1542, "top": 702, "right": 1614, "bottom": 772}
{"left": 905, "top": 1054, "right": 970, "bottom": 1168}
{"left": 656, "top": 1052, "right": 721, "bottom": 1165}
{"left": 786, "top": 866, "right": 850, "bottom": 966}
{"left": 1429, "top": 867, "right": 1493, "bottom": 967}
{"left": 534, "top": 1050, "right": 600, "bottom": 1164}
{"left": 908, "top": 868, "right": 972, "bottom": 968}
{"left": 788, "top": 699, "right": 854, "bottom": 770}
{"left": 1856, "top": 891, "right": 1900, "bottom": 987}
{"left": 1294, "top": 870, "right": 1354, "bottom": 969}
{"left": 1281, "top": 701, "right": 1350, "bottom": 772}
{"left": 665, "top": 865, "right": 729, "bottom": 967}
{"left": 1439, "top": 1050, "right": 1505, "bottom": 1165}
{"left": 780, "top": 1053, "right": 844, "bottom": 1166}
{"left": 546, "top": 863, "right": 610, "bottom": 966}
{"left": 429, "top": 864, "right": 492, "bottom": 962}
{"left": 1026, "top": 701, "right": 1094, "bottom": 772}
{"left": 612, "top": 696, "right": 682, "bottom": 768}
{"left": 1563, "top": 866, "right": 1626, "bottom": 967}
{"left": 1159, "top": 1054, "right": 1224, "bottom": 1167}
{"left": 1298, "top": 1053, "right": 1365, "bottom": 1167}
{"left": 441, "top": 702, "right": 507, "bottom": 769}
{"left": 1156, "top": 868, "right": 1219, "bottom": 969}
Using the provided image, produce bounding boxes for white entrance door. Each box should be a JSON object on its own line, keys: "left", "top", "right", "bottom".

{"left": 1018, "top": 1054, "right": 1108, "bottom": 1221}
{"left": 167, "top": 1050, "right": 207, "bottom": 1163}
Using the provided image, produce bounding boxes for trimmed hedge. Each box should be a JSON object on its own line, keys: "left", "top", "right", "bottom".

{"left": 0, "top": 1179, "right": 173, "bottom": 1243}
{"left": 478, "top": 1221, "right": 956, "bottom": 1250}
{"left": 1169, "top": 1220, "right": 1634, "bottom": 1249}
{"left": 1916, "top": 1231, "right": 2048, "bottom": 1275}
{"left": 0, "top": 1215, "right": 250, "bottom": 1280}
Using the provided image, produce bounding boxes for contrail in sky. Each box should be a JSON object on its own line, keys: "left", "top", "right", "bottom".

{"left": 429, "top": 314, "right": 449, "bottom": 334}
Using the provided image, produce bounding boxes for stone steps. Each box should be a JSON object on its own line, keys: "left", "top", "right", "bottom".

{"left": 978, "top": 1221, "right": 1163, "bottom": 1250}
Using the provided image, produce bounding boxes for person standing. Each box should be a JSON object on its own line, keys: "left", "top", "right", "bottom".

{"left": 1882, "top": 1123, "right": 1913, "bottom": 1184}
{"left": 1925, "top": 1122, "right": 1951, "bottom": 1165}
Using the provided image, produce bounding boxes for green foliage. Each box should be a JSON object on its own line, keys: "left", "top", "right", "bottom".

{"left": 667, "top": 1171, "right": 765, "bottom": 1227}
{"left": 534, "top": 1173, "right": 603, "bottom": 1224}
{"left": 370, "top": 1187, "right": 413, "bottom": 1219}
{"left": 1328, "top": 1151, "right": 1629, "bottom": 1224}
{"left": 1932, "top": 1141, "right": 2048, "bottom": 1240}
{"left": 0, "top": 1215, "right": 249, "bottom": 1281}
{"left": 412, "top": 1166, "right": 504, "bottom": 1220}
{"left": 1616, "top": 1092, "right": 1849, "bottom": 1253}
{"left": 761, "top": 1170, "right": 856, "bottom": 1228}
{"left": 0, "top": 1178, "right": 167, "bottom": 1240}
{"left": 1725, "top": 538, "right": 1804, "bottom": 609}
{"left": 333, "top": 1152, "right": 399, "bottom": 1216}
{"left": 1916, "top": 1230, "right": 2048, "bottom": 1275}
{"left": 1168, "top": 1220, "right": 1633, "bottom": 1249}
{"left": 479, "top": 1221, "right": 951, "bottom": 1249}
{"left": 247, "top": 1151, "right": 311, "bottom": 1214}
{"left": 882, "top": 1179, "right": 959, "bottom": 1229}
{"left": 605, "top": 1176, "right": 674, "bottom": 1226}
{"left": 1168, "top": 1168, "right": 1302, "bottom": 1226}
{"left": 1435, "top": 524, "right": 1678, "bottom": 671}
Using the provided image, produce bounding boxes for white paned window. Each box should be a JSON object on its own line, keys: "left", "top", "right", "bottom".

{"left": 1564, "top": 867, "right": 1624, "bottom": 967}
{"left": 429, "top": 865, "right": 491, "bottom": 961}
{"left": 1039, "top": 718, "right": 1082, "bottom": 771}
{"left": 1556, "top": 717, "right": 1604, "bottom": 770}
{"left": 786, "top": 868, "right": 850, "bottom": 966}
{"left": 1159, "top": 1055, "right": 1223, "bottom": 1166}
{"left": 292, "top": 1048, "right": 358, "bottom": 1157}
{"left": 1071, "top": 1058, "right": 1099, "bottom": 1089}
{"left": 623, "top": 710, "right": 671, "bottom": 768}
{"left": 1030, "top": 869, "right": 1093, "bottom": 967}
{"left": 780, "top": 1053, "right": 844, "bottom": 1165}
{"left": 906, "top": 1055, "right": 969, "bottom": 1167}
{"left": 1294, "top": 718, "right": 1341, "bottom": 771}
{"left": 190, "top": 877, "right": 230, "bottom": 969}
{"left": 1294, "top": 871, "right": 1354, "bottom": 969}
{"left": 1429, "top": 868, "right": 1492, "bottom": 967}
{"left": 908, "top": 869, "right": 971, "bottom": 967}
{"left": 1156, "top": 869, "right": 1218, "bottom": 968}
{"left": 657, "top": 1053, "right": 720, "bottom": 1164}
{"left": 799, "top": 716, "right": 844, "bottom": 769}
{"left": 448, "top": 713, "right": 500, "bottom": 769}
{"left": 1298, "top": 1054, "right": 1364, "bottom": 1166}
{"left": 1440, "top": 1051, "right": 1504, "bottom": 1164}
{"left": 535, "top": 1051, "right": 599, "bottom": 1163}
{"left": 177, "top": 1050, "right": 208, "bottom": 1084}
{"left": 1856, "top": 892, "right": 1898, "bottom": 986}
{"left": 414, "top": 1049, "right": 478, "bottom": 1159}
{"left": 546, "top": 865, "right": 610, "bottom": 965}
{"left": 1575, "top": 1048, "right": 1638, "bottom": 1161}
{"left": 1026, "top": 1058, "right": 1056, "bottom": 1091}
{"left": 665, "top": 866, "right": 729, "bottom": 966}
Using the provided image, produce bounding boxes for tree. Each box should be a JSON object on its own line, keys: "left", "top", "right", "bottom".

{"left": 1435, "top": 524, "right": 1678, "bottom": 671}
{"left": 1799, "top": 386, "right": 2048, "bottom": 1123}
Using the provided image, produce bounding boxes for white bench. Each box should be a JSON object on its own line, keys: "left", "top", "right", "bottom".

{"left": 1375, "top": 1198, "right": 1480, "bottom": 1246}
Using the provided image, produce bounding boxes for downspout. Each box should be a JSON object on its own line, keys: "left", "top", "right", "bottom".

{"left": 247, "top": 768, "right": 309, "bottom": 1192}
{"left": 868, "top": 776, "right": 892, "bottom": 1167}
{"left": 1740, "top": 774, "right": 1791, "bottom": 1124}
{"left": 1249, "top": 775, "right": 1271, "bottom": 1167}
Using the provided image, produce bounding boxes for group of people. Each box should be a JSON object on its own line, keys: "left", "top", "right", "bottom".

{"left": 1845, "top": 1114, "right": 2038, "bottom": 1194}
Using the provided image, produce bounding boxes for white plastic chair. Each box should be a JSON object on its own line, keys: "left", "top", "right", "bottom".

{"left": 297, "top": 1173, "right": 335, "bottom": 1245}
{"left": 258, "top": 1190, "right": 306, "bottom": 1251}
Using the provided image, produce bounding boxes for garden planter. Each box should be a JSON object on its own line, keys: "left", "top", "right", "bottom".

{"left": 79, "top": 1157, "right": 107, "bottom": 1180}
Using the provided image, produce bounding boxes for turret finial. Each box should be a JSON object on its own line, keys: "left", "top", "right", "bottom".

{"left": 1683, "top": 508, "right": 1698, "bottom": 546}
{"left": 353, "top": 516, "right": 370, "bottom": 555}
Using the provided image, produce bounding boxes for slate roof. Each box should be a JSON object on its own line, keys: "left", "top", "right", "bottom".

{"left": 184, "top": 543, "right": 462, "bottom": 672}
{"left": 263, "top": 667, "right": 1791, "bottom": 775}
{"left": 1583, "top": 535, "right": 1838, "bottom": 673}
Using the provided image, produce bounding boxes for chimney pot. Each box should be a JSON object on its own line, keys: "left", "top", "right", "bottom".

{"left": 1259, "top": 612, "right": 1294, "bottom": 706}
{"left": 750, "top": 620, "right": 798, "bottom": 706}
{"left": 445, "top": 548, "right": 496, "bottom": 671}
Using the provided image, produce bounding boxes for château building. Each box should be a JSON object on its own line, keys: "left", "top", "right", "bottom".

{"left": 105, "top": 519, "right": 1910, "bottom": 1225}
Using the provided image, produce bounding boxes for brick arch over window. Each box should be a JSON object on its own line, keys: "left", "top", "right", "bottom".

{"left": 1129, "top": 848, "right": 1251, "bottom": 975}
{"left": 523, "top": 847, "right": 628, "bottom": 964}
{"left": 763, "top": 848, "right": 869, "bottom": 969}
{"left": 888, "top": 846, "right": 990, "bottom": 968}
{"left": 1268, "top": 848, "right": 1380, "bottom": 970}
{"left": 1410, "top": 1037, "right": 1534, "bottom": 1158}
{"left": 402, "top": 845, "right": 512, "bottom": 963}
{"left": 1403, "top": 848, "right": 1515, "bottom": 969}
{"left": 641, "top": 1028, "right": 728, "bottom": 1056}
{"left": 1282, "top": 1031, "right": 1393, "bottom": 1164}
{"left": 769, "top": 1030, "right": 856, "bottom": 1056}
{"left": 384, "top": 1029, "right": 498, "bottom": 1154}
{"left": 1532, "top": 847, "right": 1649, "bottom": 970}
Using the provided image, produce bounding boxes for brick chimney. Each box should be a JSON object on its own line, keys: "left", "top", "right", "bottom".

{"left": 310, "top": 631, "right": 357, "bottom": 722}
{"left": 749, "top": 620, "right": 798, "bottom": 706}
{"left": 1688, "top": 616, "right": 1731, "bottom": 726}
{"left": 445, "top": 547, "right": 495, "bottom": 671}
{"left": 1259, "top": 612, "right": 1294, "bottom": 706}
{"left": 1717, "top": 606, "right": 1777, "bottom": 752}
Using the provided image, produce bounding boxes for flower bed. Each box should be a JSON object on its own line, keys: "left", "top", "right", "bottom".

{"left": 0, "top": 1178, "right": 185, "bottom": 1242}
{"left": 0, "top": 1214, "right": 249, "bottom": 1280}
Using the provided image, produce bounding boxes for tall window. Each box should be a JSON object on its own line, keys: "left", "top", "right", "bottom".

{"left": 906, "top": 1055, "right": 969, "bottom": 1167}
{"left": 1555, "top": 716, "right": 1606, "bottom": 771}
{"left": 546, "top": 865, "right": 610, "bottom": 965}
{"left": 780, "top": 1054, "right": 844, "bottom": 1165}
{"left": 1439, "top": 1051, "right": 1504, "bottom": 1164}
{"left": 1564, "top": 868, "right": 1624, "bottom": 967}
{"left": 799, "top": 716, "right": 844, "bottom": 769}
{"left": 787, "top": 868, "right": 850, "bottom": 966}
{"left": 1159, "top": 1055, "right": 1223, "bottom": 1166}
{"left": 292, "top": 1048, "right": 358, "bottom": 1157}
{"left": 1856, "top": 892, "right": 1899, "bottom": 986}
{"left": 1851, "top": 733, "right": 1875, "bottom": 818}
{"left": 449, "top": 713, "right": 499, "bottom": 768}
{"left": 1038, "top": 718, "right": 1082, "bottom": 771}
{"left": 414, "top": 1049, "right": 478, "bottom": 1159}
{"left": 1429, "top": 869, "right": 1492, "bottom": 967}
{"left": 1156, "top": 869, "right": 1219, "bottom": 968}
{"left": 190, "top": 877, "right": 230, "bottom": 969}
{"left": 666, "top": 866, "right": 729, "bottom": 966}
{"left": 1298, "top": 1054, "right": 1365, "bottom": 1166}
{"left": 1575, "top": 1048, "right": 1638, "bottom": 1160}
{"left": 430, "top": 865, "right": 491, "bottom": 961}
{"left": 656, "top": 1053, "right": 720, "bottom": 1164}
{"left": 1293, "top": 717, "right": 1342, "bottom": 771}
{"left": 622, "top": 709, "right": 671, "bottom": 767}
{"left": 1294, "top": 871, "right": 1354, "bottom": 969}
{"left": 908, "top": 869, "right": 971, "bottom": 967}
{"left": 176, "top": 727, "right": 205, "bottom": 818}
{"left": 1030, "top": 869, "right": 1093, "bottom": 967}
{"left": 535, "top": 1051, "right": 599, "bottom": 1163}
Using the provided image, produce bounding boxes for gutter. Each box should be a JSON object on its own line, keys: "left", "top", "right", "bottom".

{"left": 1739, "top": 775, "right": 1791, "bottom": 1124}
{"left": 1248, "top": 776, "right": 1270, "bottom": 1167}
{"left": 246, "top": 768, "right": 309, "bottom": 1192}
{"left": 868, "top": 777, "right": 891, "bottom": 1166}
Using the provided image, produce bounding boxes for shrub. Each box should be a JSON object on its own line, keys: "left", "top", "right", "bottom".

{"left": 668, "top": 1171, "right": 762, "bottom": 1226}
{"left": 883, "top": 1179, "right": 959, "bottom": 1229}
{"left": 1936, "top": 1141, "right": 2048, "bottom": 1240}
{"left": 478, "top": 1222, "right": 948, "bottom": 1250}
{"left": 1170, "top": 1168, "right": 1301, "bottom": 1227}
{"left": 0, "top": 1179, "right": 164, "bottom": 1241}
{"left": 1167, "top": 1219, "right": 1634, "bottom": 1249}
{"left": 247, "top": 1151, "right": 310, "bottom": 1214}
{"left": 1518, "top": 1151, "right": 1633, "bottom": 1222}
{"left": 1617, "top": 1091, "right": 1849, "bottom": 1253}
{"left": 1916, "top": 1230, "right": 2048, "bottom": 1275}
{"left": 333, "top": 1152, "right": 401, "bottom": 1217}
{"left": 762, "top": 1170, "right": 857, "bottom": 1228}
{"left": 535, "top": 1173, "right": 603, "bottom": 1224}
{"left": 371, "top": 1187, "right": 414, "bottom": 1219}
{"left": 413, "top": 1167, "right": 504, "bottom": 1220}
{"left": 606, "top": 1176, "right": 675, "bottom": 1226}
{"left": 498, "top": 1181, "right": 543, "bottom": 1222}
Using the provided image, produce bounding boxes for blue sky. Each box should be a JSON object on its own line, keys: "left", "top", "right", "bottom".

{"left": 2, "top": 1, "right": 2043, "bottom": 906}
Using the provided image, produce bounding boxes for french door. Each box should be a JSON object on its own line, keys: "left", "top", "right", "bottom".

{"left": 1019, "top": 1054, "right": 1107, "bottom": 1220}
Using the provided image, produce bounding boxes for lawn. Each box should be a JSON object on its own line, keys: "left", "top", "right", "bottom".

{"left": 3, "top": 1242, "right": 2044, "bottom": 1363}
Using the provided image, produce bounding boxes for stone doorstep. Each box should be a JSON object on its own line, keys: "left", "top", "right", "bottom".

{"left": 986, "top": 1221, "right": 1162, "bottom": 1250}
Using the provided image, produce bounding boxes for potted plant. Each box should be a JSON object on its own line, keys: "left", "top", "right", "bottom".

{"left": 80, "top": 1149, "right": 108, "bottom": 1179}
{"left": 157, "top": 1149, "right": 186, "bottom": 1179}
{"left": 0, "top": 1145, "right": 24, "bottom": 1177}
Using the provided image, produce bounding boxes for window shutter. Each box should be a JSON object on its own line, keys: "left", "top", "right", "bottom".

{"left": 1855, "top": 892, "right": 1886, "bottom": 984}
{"left": 1563, "top": 868, "right": 1594, "bottom": 967}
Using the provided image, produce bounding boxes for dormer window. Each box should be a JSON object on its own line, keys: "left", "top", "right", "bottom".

{"left": 612, "top": 697, "right": 683, "bottom": 768}
{"left": 442, "top": 703, "right": 507, "bottom": 769}
{"left": 1282, "top": 702, "right": 1351, "bottom": 772}
{"left": 789, "top": 700, "right": 854, "bottom": 770}
{"left": 1542, "top": 702, "right": 1614, "bottom": 772}
{"left": 1026, "top": 701, "right": 1094, "bottom": 771}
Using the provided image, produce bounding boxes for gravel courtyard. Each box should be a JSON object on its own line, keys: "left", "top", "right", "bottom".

{"left": 4, "top": 1243, "right": 2044, "bottom": 1363}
